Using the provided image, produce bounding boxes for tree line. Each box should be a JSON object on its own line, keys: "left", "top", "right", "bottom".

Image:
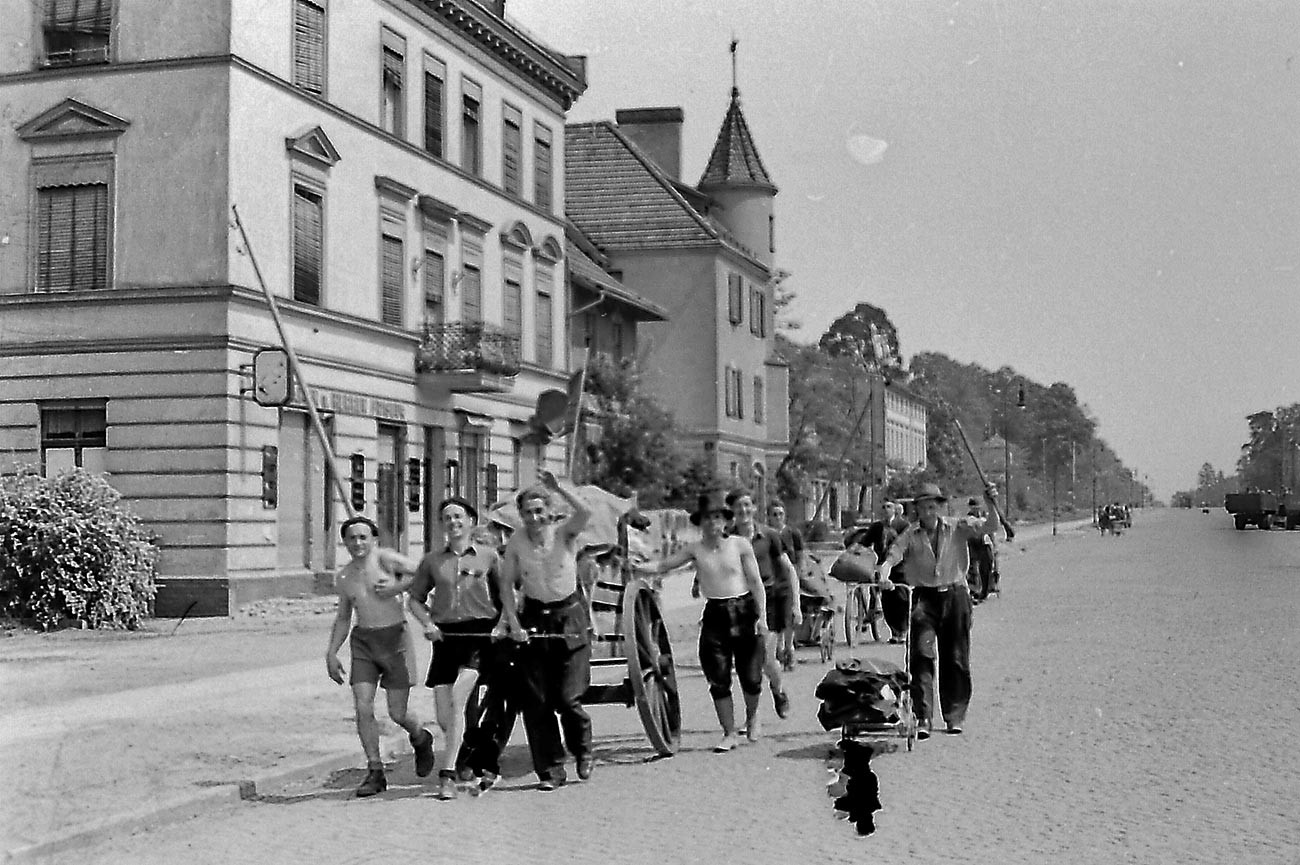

{"left": 1173, "top": 404, "right": 1300, "bottom": 507}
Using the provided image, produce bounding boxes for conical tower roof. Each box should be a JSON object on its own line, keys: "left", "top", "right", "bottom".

{"left": 697, "top": 87, "right": 777, "bottom": 192}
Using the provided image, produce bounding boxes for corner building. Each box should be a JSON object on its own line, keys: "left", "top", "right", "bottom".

{"left": 566, "top": 90, "right": 790, "bottom": 504}
{"left": 0, "top": 0, "right": 586, "bottom": 614}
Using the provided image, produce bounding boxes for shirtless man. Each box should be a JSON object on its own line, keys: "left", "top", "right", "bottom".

{"left": 634, "top": 490, "right": 768, "bottom": 752}
{"left": 325, "top": 516, "right": 436, "bottom": 797}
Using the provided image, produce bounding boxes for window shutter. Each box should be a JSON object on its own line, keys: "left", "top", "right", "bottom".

{"left": 502, "top": 105, "right": 522, "bottom": 196}
{"left": 736, "top": 368, "right": 744, "bottom": 419}
{"left": 38, "top": 184, "right": 107, "bottom": 292}
{"left": 292, "top": 0, "right": 325, "bottom": 95}
{"left": 534, "top": 125, "right": 553, "bottom": 211}
{"left": 382, "top": 46, "right": 402, "bottom": 88}
{"left": 503, "top": 278, "right": 522, "bottom": 336}
{"left": 728, "top": 274, "right": 743, "bottom": 324}
{"left": 423, "top": 249, "right": 444, "bottom": 322}
{"left": 381, "top": 233, "right": 403, "bottom": 326}
{"left": 462, "top": 265, "right": 482, "bottom": 323}
{"left": 753, "top": 376, "right": 764, "bottom": 424}
{"left": 535, "top": 289, "right": 553, "bottom": 367}
{"left": 423, "top": 68, "right": 443, "bottom": 157}
{"left": 292, "top": 187, "right": 322, "bottom": 304}
{"left": 47, "top": 0, "right": 111, "bottom": 32}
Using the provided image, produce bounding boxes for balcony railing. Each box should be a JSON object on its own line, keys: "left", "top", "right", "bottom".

{"left": 417, "top": 322, "right": 521, "bottom": 376}
{"left": 43, "top": 45, "right": 111, "bottom": 67}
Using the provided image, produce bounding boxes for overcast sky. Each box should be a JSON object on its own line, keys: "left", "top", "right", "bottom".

{"left": 510, "top": 0, "right": 1299, "bottom": 500}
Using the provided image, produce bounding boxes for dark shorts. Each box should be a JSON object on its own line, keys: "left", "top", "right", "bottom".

{"left": 426, "top": 618, "right": 498, "bottom": 687}
{"left": 765, "top": 588, "right": 794, "bottom": 632}
{"left": 350, "top": 623, "right": 412, "bottom": 690}
{"left": 699, "top": 595, "right": 764, "bottom": 698}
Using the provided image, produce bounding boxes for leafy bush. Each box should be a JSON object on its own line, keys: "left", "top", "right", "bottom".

{"left": 0, "top": 467, "right": 158, "bottom": 630}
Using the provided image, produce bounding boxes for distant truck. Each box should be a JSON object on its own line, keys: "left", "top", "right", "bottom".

{"left": 1279, "top": 493, "right": 1300, "bottom": 530}
{"left": 1224, "top": 492, "right": 1279, "bottom": 530}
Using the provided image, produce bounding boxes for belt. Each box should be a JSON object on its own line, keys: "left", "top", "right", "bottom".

{"left": 705, "top": 594, "right": 753, "bottom": 607}
{"left": 914, "top": 582, "right": 965, "bottom": 593}
{"left": 524, "top": 591, "right": 580, "bottom": 611}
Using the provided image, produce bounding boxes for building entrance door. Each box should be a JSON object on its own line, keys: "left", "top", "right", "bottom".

{"left": 277, "top": 410, "right": 333, "bottom": 572}
{"left": 376, "top": 423, "right": 406, "bottom": 552}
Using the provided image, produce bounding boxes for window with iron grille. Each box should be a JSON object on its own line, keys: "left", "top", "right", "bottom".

{"left": 380, "top": 231, "right": 403, "bottom": 326}
{"left": 380, "top": 29, "right": 405, "bottom": 137}
{"left": 292, "top": 0, "right": 326, "bottom": 95}
{"left": 40, "top": 401, "right": 106, "bottom": 476}
{"left": 36, "top": 178, "right": 110, "bottom": 292}
{"left": 42, "top": 0, "right": 112, "bottom": 67}
{"left": 423, "top": 54, "right": 444, "bottom": 158}
{"left": 502, "top": 103, "right": 522, "bottom": 196}
{"left": 292, "top": 184, "right": 323, "bottom": 305}
{"left": 461, "top": 78, "right": 482, "bottom": 176}
{"left": 727, "top": 273, "right": 743, "bottom": 325}
{"left": 534, "top": 123, "right": 553, "bottom": 211}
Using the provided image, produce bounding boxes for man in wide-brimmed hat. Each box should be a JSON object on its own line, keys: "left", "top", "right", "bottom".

{"left": 878, "top": 482, "right": 1002, "bottom": 738}
{"left": 634, "top": 489, "right": 769, "bottom": 752}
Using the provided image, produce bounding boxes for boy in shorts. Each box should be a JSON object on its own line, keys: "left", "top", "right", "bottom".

{"left": 326, "top": 516, "right": 436, "bottom": 797}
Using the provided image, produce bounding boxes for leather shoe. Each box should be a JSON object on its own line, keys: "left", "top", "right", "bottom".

{"left": 355, "top": 768, "right": 387, "bottom": 797}
{"left": 411, "top": 729, "right": 436, "bottom": 778}
{"left": 773, "top": 689, "right": 792, "bottom": 719}
{"left": 576, "top": 756, "right": 594, "bottom": 780}
{"left": 916, "top": 720, "right": 931, "bottom": 741}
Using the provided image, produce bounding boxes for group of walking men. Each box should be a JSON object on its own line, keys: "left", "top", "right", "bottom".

{"left": 323, "top": 473, "right": 1004, "bottom": 797}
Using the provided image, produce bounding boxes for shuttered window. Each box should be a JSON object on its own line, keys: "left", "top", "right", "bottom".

{"left": 749, "top": 287, "right": 766, "bottom": 336}
{"left": 462, "top": 265, "right": 482, "bottom": 323}
{"left": 534, "top": 123, "right": 553, "bottom": 211}
{"left": 502, "top": 104, "right": 522, "bottom": 196}
{"left": 292, "top": 0, "right": 325, "bottom": 95}
{"left": 36, "top": 183, "right": 109, "bottom": 292}
{"left": 502, "top": 250, "right": 523, "bottom": 337}
{"left": 535, "top": 262, "right": 554, "bottom": 367}
{"left": 461, "top": 78, "right": 482, "bottom": 176}
{"left": 43, "top": 0, "right": 111, "bottom": 66}
{"left": 423, "top": 56, "right": 445, "bottom": 158}
{"left": 381, "top": 232, "right": 403, "bottom": 326}
{"left": 380, "top": 29, "right": 405, "bottom": 137}
{"left": 727, "top": 273, "right": 743, "bottom": 324}
{"left": 753, "top": 376, "right": 764, "bottom": 424}
{"left": 292, "top": 185, "right": 323, "bottom": 305}
{"left": 423, "top": 249, "right": 445, "bottom": 324}
{"left": 735, "top": 368, "right": 745, "bottom": 419}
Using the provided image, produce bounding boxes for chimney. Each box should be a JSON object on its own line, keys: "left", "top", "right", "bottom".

{"left": 615, "top": 107, "right": 684, "bottom": 179}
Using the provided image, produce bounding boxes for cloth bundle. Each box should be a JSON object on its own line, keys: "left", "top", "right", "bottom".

{"left": 815, "top": 657, "right": 909, "bottom": 730}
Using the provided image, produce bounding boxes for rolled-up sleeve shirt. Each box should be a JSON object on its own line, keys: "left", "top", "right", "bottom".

{"left": 883, "top": 516, "right": 999, "bottom": 589}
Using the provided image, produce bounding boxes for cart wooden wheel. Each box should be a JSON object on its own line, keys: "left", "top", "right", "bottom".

{"left": 622, "top": 578, "right": 681, "bottom": 756}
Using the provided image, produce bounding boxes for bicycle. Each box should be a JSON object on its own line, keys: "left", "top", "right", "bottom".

{"left": 841, "top": 580, "right": 887, "bottom": 646}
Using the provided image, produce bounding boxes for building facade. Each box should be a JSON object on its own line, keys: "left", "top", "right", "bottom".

{"left": 0, "top": 0, "right": 586, "bottom": 614}
{"left": 565, "top": 94, "right": 790, "bottom": 505}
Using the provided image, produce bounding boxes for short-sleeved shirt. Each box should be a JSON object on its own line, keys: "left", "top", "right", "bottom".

{"left": 505, "top": 529, "right": 579, "bottom": 603}
{"left": 411, "top": 544, "right": 501, "bottom": 623}
{"left": 743, "top": 524, "right": 790, "bottom": 595}
{"left": 777, "top": 525, "right": 804, "bottom": 564}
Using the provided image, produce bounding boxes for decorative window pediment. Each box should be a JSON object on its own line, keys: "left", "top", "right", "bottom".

{"left": 500, "top": 220, "right": 534, "bottom": 250}
{"left": 17, "top": 99, "right": 129, "bottom": 142}
{"left": 375, "top": 174, "right": 417, "bottom": 200}
{"left": 418, "top": 194, "right": 456, "bottom": 221}
{"left": 285, "top": 125, "right": 341, "bottom": 170}
{"left": 534, "top": 235, "right": 562, "bottom": 263}
{"left": 456, "top": 211, "right": 493, "bottom": 235}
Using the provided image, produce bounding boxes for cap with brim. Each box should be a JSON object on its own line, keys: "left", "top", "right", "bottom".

{"left": 914, "top": 482, "right": 948, "bottom": 504}
{"left": 437, "top": 495, "right": 478, "bottom": 522}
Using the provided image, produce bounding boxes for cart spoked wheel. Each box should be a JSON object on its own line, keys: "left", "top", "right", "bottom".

{"left": 866, "top": 585, "right": 885, "bottom": 642}
{"left": 622, "top": 578, "right": 681, "bottom": 757}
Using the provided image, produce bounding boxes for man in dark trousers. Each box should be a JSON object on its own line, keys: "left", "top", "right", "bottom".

{"left": 877, "top": 483, "right": 1001, "bottom": 738}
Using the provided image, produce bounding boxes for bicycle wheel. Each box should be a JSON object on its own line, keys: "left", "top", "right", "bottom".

{"left": 843, "top": 584, "right": 858, "bottom": 647}
{"left": 867, "top": 585, "right": 884, "bottom": 642}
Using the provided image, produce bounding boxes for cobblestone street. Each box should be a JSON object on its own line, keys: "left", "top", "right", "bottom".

{"left": 9, "top": 510, "right": 1300, "bottom": 864}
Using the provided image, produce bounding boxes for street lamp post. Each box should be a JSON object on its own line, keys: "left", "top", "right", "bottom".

{"left": 993, "top": 380, "right": 1025, "bottom": 520}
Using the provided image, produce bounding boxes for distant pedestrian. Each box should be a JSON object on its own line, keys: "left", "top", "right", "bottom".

{"left": 877, "top": 483, "right": 1002, "bottom": 738}
{"left": 729, "top": 488, "right": 799, "bottom": 719}
{"left": 965, "top": 497, "right": 997, "bottom": 602}
{"left": 325, "top": 516, "right": 436, "bottom": 797}
{"left": 634, "top": 490, "right": 768, "bottom": 751}
{"left": 408, "top": 497, "right": 508, "bottom": 799}
{"left": 499, "top": 471, "right": 594, "bottom": 790}
{"left": 767, "top": 500, "right": 806, "bottom": 671}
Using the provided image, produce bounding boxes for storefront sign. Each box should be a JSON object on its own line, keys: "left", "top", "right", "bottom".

{"left": 310, "top": 387, "right": 406, "bottom": 421}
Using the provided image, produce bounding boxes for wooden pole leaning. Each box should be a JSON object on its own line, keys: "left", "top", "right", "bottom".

{"left": 231, "top": 204, "right": 355, "bottom": 520}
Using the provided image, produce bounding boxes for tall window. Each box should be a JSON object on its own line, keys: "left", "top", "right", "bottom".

{"left": 749, "top": 287, "right": 766, "bottom": 337}
{"left": 292, "top": 0, "right": 326, "bottom": 95}
{"left": 36, "top": 179, "right": 110, "bottom": 292}
{"left": 380, "top": 29, "right": 405, "bottom": 137}
{"left": 380, "top": 228, "right": 403, "bottom": 326}
{"left": 753, "top": 375, "right": 765, "bottom": 424}
{"left": 422, "top": 55, "right": 445, "bottom": 158}
{"left": 724, "top": 367, "right": 744, "bottom": 419}
{"left": 502, "top": 104, "right": 522, "bottom": 196}
{"left": 535, "top": 262, "right": 554, "bottom": 366}
{"left": 422, "top": 218, "right": 448, "bottom": 325}
{"left": 41, "top": 402, "right": 106, "bottom": 476}
{"left": 502, "top": 250, "right": 523, "bottom": 338}
{"left": 42, "top": 0, "right": 112, "bottom": 67}
{"left": 461, "top": 78, "right": 482, "bottom": 176}
{"left": 458, "top": 429, "right": 485, "bottom": 510}
{"left": 533, "top": 123, "right": 554, "bottom": 211}
{"left": 461, "top": 229, "right": 483, "bottom": 323}
{"left": 727, "top": 273, "right": 744, "bottom": 325}
{"left": 292, "top": 184, "right": 323, "bottom": 305}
